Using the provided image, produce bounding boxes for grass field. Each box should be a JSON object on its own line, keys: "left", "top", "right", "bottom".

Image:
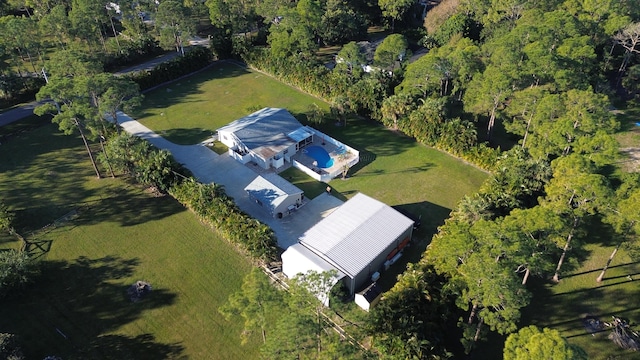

{"left": 133, "top": 61, "right": 329, "bottom": 145}
{"left": 524, "top": 242, "right": 640, "bottom": 360}
{"left": 0, "top": 121, "right": 259, "bottom": 359}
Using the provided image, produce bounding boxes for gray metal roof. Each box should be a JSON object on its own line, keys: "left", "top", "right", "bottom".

{"left": 217, "top": 108, "right": 306, "bottom": 158}
{"left": 244, "top": 173, "right": 303, "bottom": 212}
{"left": 299, "top": 193, "right": 414, "bottom": 278}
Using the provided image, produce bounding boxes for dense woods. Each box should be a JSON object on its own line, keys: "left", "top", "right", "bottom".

{"left": 2, "top": 0, "right": 640, "bottom": 358}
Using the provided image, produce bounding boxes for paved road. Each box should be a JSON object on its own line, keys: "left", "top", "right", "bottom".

{"left": 116, "top": 112, "right": 342, "bottom": 249}
{"left": 0, "top": 101, "right": 42, "bottom": 127}
{"left": 114, "top": 51, "right": 182, "bottom": 75}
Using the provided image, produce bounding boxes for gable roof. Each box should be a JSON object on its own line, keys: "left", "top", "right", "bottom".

{"left": 217, "top": 108, "right": 305, "bottom": 159}
{"left": 244, "top": 173, "right": 303, "bottom": 212}
{"left": 299, "top": 193, "right": 414, "bottom": 278}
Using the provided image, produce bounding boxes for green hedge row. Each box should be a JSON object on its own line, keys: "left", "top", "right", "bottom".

{"left": 128, "top": 47, "right": 214, "bottom": 91}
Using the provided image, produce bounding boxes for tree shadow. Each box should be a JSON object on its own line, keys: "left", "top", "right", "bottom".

{"left": 0, "top": 256, "right": 180, "bottom": 359}
{"left": 156, "top": 127, "right": 213, "bottom": 145}
{"left": 73, "top": 190, "right": 187, "bottom": 228}
{"left": 24, "top": 239, "right": 52, "bottom": 259}
{"left": 312, "top": 117, "right": 416, "bottom": 158}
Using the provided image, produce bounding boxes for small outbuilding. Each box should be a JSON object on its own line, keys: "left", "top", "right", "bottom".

{"left": 282, "top": 193, "right": 415, "bottom": 296}
{"left": 354, "top": 282, "right": 382, "bottom": 311}
{"left": 245, "top": 173, "right": 304, "bottom": 218}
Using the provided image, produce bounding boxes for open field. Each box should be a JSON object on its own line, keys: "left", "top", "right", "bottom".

{"left": 0, "top": 121, "right": 259, "bottom": 359}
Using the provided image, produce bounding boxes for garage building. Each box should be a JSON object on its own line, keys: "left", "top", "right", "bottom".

{"left": 282, "top": 193, "right": 414, "bottom": 296}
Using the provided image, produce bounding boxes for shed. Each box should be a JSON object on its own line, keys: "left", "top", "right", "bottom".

{"left": 244, "top": 173, "right": 304, "bottom": 218}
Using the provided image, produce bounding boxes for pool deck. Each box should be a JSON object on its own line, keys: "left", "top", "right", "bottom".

{"left": 291, "top": 138, "right": 355, "bottom": 177}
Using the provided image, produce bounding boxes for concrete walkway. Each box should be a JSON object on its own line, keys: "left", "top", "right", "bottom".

{"left": 116, "top": 112, "right": 342, "bottom": 249}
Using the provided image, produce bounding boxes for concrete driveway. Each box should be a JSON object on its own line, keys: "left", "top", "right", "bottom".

{"left": 116, "top": 112, "right": 342, "bottom": 248}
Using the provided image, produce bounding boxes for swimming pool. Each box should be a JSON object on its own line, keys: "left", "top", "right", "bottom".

{"left": 303, "top": 146, "right": 334, "bottom": 168}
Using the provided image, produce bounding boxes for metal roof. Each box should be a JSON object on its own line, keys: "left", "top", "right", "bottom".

{"left": 299, "top": 193, "right": 414, "bottom": 278}
{"left": 244, "top": 173, "right": 303, "bottom": 212}
{"left": 282, "top": 243, "right": 345, "bottom": 279}
{"left": 217, "top": 108, "right": 306, "bottom": 158}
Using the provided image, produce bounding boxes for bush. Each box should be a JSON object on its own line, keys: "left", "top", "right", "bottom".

{"left": 0, "top": 250, "right": 39, "bottom": 298}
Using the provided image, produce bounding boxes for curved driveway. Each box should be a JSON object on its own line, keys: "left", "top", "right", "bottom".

{"left": 116, "top": 112, "right": 342, "bottom": 249}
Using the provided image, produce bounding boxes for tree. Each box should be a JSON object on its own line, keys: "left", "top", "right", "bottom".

{"left": 320, "top": 0, "right": 367, "bottom": 45}
{"left": 155, "top": 0, "right": 194, "bottom": 55}
{"left": 464, "top": 65, "right": 512, "bottom": 142}
{"left": 206, "top": 0, "right": 256, "bottom": 35}
{"left": 35, "top": 76, "right": 104, "bottom": 178}
{"left": 613, "top": 22, "right": 640, "bottom": 84}
{"left": 500, "top": 206, "right": 564, "bottom": 284}
{"left": 68, "top": 0, "right": 109, "bottom": 52}
{"left": 504, "top": 325, "right": 586, "bottom": 360}
{"left": 335, "top": 41, "right": 366, "bottom": 78}
{"left": 598, "top": 175, "right": 640, "bottom": 282}
{"left": 267, "top": 8, "right": 317, "bottom": 60}
{"left": 0, "top": 333, "right": 24, "bottom": 360}
{"left": 378, "top": 0, "right": 413, "bottom": 31}
{"left": 373, "top": 34, "right": 409, "bottom": 70}
{"left": 368, "top": 262, "right": 453, "bottom": 359}
{"left": 0, "top": 250, "right": 39, "bottom": 298}
{"left": 39, "top": 4, "right": 71, "bottom": 50}
{"left": 541, "top": 154, "right": 613, "bottom": 282}
{"left": 219, "top": 268, "right": 282, "bottom": 344}
{"left": 380, "top": 93, "right": 414, "bottom": 130}
{"left": 306, "top": 103, "right": 324, "bottom": 125}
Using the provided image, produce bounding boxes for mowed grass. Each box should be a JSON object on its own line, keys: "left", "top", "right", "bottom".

{"left": 523, "top": 242, "right": 640, "bottom": 360}
{"left": 133, "top": 63, "right": 489, "bottom": 293}
{"left": 0, "top": 121, "right": 259, "bottom": 359}
{"left": 133, "top": 62, "right": 488, "bottom": 243}
{"left": 133, "top": 61, "right": 329, "bottom": 145}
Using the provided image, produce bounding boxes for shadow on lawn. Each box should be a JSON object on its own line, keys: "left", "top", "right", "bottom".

{"left": 312, "top": 117, "right": 416, "bottom": 159}
{"left": 75, "top": 191, "right": 186, "bottom": 228}
{"left": 0, "top": 256, "right": 181, "bottom": 359}
{"left": 158, "top": 127, "right": 213, "bottom": 145}
{"left": 132, "top": 61, "right": 251, "bottom": 119}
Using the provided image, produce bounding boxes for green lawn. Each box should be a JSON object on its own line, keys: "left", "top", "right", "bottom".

{"left": 0, "top": 121, "right": 259, "bottom": 359}
{"left": 133, "top": 61, "right": 329, "bottom": 145}
{"left": 523, "top": 242, "right": 640, "bottom": 360}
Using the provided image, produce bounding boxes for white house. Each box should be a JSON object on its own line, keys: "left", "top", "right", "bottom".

{"left": 244, "top": 173, "right": 304, "bottom": 218}
{"left": 217, "top": 108, "right": 314, "bottom": 170}
{"left": 217, "top": 108, "right": 359, "bottom": 181}
{"left": 281, "top": 193, "right": 415, "bottom": 297}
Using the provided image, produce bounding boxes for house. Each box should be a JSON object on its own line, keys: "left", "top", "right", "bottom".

{"left": 218, "top": 107, "right": 360, "bottom": 182}
{"left": 244, "top": 173, "right": 304, "bottom": 218}
{"left": 217, "top": 107, "right": 314, "bottom": 170}
{"left": 281, "top": 193, "right": 415, "bottom": 297}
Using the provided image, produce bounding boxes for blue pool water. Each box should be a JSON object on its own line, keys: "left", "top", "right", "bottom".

{"left": 304, "top": 146, "right": 334, "bottom": 168}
